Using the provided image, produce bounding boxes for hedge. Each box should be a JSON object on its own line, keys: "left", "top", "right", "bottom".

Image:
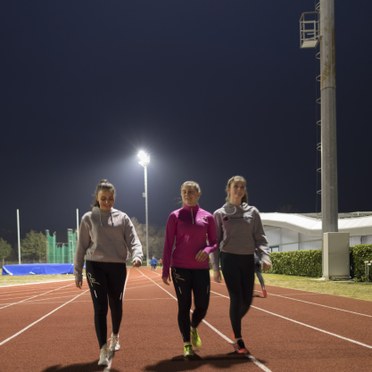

{"left": 267, "top": 244, "right": 372, "bottom": 281}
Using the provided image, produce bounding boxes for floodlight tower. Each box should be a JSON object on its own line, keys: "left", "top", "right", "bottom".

{"left": 300, "top": 1, "right": 349, "bottom": 279}
{"left": 138, "top": 150, "right": 150, "bottom": 265}
{"left": 300, "top": 0, "right": 338, "bottom": 233}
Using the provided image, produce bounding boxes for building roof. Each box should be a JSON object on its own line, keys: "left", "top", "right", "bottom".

{"left": 261, "top": 212, "right": 372, "bottom": 236}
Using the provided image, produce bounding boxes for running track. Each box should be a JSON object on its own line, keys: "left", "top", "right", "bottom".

{"left": 0, "top": 267, "right": 371, "bottom": 372}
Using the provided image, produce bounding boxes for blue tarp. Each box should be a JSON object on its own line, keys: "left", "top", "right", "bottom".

{"left": 2, "top": 263, "right": 74, "bottom": 276}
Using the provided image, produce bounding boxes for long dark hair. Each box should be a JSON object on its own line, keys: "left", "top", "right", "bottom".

{"left": 225, "top": 175, "right": 248, "bottom": 204}
{"left": 92, "top": 179, "right": 116, "bottom": 208}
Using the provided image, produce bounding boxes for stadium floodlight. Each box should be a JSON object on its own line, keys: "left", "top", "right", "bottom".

{"left": 137, "top": 150, "right": 150, "bottom": 265}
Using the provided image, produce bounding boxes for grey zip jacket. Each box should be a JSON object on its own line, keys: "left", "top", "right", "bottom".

{"left": 74, "top": 207, "right": 143, "bottom": 279}
{"left": 211, "top": 202, "right": 270, "bottom": 270}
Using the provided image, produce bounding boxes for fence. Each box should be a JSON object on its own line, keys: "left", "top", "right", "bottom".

{"left": 46, "top": 229, "right": 77, "bottom": 264}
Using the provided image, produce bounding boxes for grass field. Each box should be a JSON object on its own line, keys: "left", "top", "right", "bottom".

{"left": 1, "top": 271, "right": 371, "bottom": 302}
{"left": 263, "top": 273, "right": 372, "bottom": 302}
{"left": 0, "top": 274, "right": 73, "bottom": 286}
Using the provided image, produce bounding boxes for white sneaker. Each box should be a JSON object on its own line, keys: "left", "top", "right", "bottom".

{"left": 98, "top": 344, "right": 109, "bottom": 366}
{"left": 109, "top": 333, "right": 120, "bottom": 351}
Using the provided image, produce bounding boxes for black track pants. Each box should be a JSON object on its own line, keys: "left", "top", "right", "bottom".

{"left": 171, "top": 267, "right": 210, "bottom": 343}
{"left": 85, "top": 261, "right": 127, "bottom": 348}
{"left": 220, "top": 252, "right": 255, "bottom": 339}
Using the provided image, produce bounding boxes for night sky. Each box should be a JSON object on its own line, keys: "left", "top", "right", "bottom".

{"left": 1, "top": 1, "right": 372, "bottom": 245}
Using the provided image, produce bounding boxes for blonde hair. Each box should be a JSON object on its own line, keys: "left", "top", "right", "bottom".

{"left": 180, "top": 180, "right": 201, "bottom": 194}
{"left": 225, "top": 175, "right": 248, "bottom": 203}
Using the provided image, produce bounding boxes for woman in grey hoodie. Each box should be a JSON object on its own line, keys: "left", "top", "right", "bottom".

{"left": 74, "top": 179, "right": 143, "bottom": 366}
{"left": 212, "top": 175, "right": 271, "bottom": 354}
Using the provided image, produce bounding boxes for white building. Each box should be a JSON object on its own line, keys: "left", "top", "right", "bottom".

{"left": 261, "top": 212, "right": 372, "bottom": 252}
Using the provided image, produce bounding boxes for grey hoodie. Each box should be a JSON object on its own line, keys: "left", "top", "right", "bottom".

{"left": 74, "top": 207, "right": 143, "bottom": 278}
{"left": 211, "top": 202, "right": 270, "bottom": 270}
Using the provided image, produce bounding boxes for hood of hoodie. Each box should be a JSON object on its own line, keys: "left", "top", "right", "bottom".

{"left": 222, "top": 202, "right": 251, "bottom": 215}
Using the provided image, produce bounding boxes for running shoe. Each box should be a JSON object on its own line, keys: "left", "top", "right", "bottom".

{"left": 190, "top": 327, "right": 202, "bottom": 348}
{"left": 98, "top": 344, "right": 109, "bottom": 366}
{"left": 233, "top": 339, "right": 249, "bottom": 354}
{"left": 109, "top": 333, "right": 120, "bottom": 351}
{"left": 183, "top": 343, "right": 195, "bottom": 358}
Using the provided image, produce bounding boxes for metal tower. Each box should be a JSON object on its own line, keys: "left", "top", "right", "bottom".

{"left": 300, "top": 1, "right": 350, "bottom": 279}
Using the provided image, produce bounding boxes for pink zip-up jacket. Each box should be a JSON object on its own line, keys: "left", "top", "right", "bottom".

{"left": 162, "top": 204, "right": 218, "bottom": 278}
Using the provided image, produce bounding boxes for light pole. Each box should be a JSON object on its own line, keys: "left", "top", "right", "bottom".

{"left": 137, "top": 150, "right": 150, "bottom": 265}
{"left": 17, "top": 209, "right": 21, "bottom": 264}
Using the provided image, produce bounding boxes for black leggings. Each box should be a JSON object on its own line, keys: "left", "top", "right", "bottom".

{"left": 221, "top": 252, "right": 255, "bottom": 339}
{"left": 171, "top": 267, "right": 210, "bottom": 343}
{"left": 85, "top": 261, "right": 127, "bottom": 348}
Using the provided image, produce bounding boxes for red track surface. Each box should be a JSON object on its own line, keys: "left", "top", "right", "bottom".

{"left": 1, "top": 267, "right": 371, "bottom": 372}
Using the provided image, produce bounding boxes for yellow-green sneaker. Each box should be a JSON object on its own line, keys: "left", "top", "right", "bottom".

{"left": 183, "top": 343, "right": 194, "bottom": 358}
{"left": 190, "top": 327, "right": 202, "bottom": 348}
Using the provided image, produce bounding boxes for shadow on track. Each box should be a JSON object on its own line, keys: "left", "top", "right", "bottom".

{"left": 144, "top": 352, "right": 265, "bottom": 371}
{"left": 42, "top": 361, "right": 120, "bottom": 372}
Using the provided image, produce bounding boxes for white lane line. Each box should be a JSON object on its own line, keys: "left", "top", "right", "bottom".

{"left": 136, "top": 269, "right": 177, "bottom": 301}
{"left": 254, "top": 305, "right": 372, "bottom": 349}
{"left": 0, "top": 283, "right": 75, "bottom": 310}
{"left": 200, "top": 317, "right": 272, "bottom": 372}
{"left": 267, "top": 292, "right": 372, "bottom": 318}
{"left": 7, "top": 294, "right": 89, "bottom": 305}
{"left": 2, "top": 268, "right": 132, "bottom": 369}
{"left": 0, "top": 289, "right": 89, "bottom": 346}
{"left": 122, "top": 267, "right": 131, "bottom": 300}
{"left": 211, "top": 290, "right": 372, "bottom": 350}
{"left": 0, "top": 279, "right": 74, "bottom": 288}
{"left": 136, "top": 269, "right": 272, "bottom": 372}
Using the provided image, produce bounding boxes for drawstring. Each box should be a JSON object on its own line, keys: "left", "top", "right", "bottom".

{"left": 191, "top": 208, "right": 195, "bottom": 224}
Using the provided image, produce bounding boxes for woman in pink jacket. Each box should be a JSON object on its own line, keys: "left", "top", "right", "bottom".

{"left": 162, "top": 180, "right": 217, "bottom": 358}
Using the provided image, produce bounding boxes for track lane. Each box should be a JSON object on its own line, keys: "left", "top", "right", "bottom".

{"left": 114, "top": 268, "right": 265, "bottom": 371}
{"left": 209, "top": 282, "right": 372, "bottom": 371}
{"left": 0, "top": 281, "right": 84, "bottom": 342}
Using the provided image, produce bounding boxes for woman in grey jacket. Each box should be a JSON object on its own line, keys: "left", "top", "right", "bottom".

{"left": 212, "top": 175, "right": 271, "bottom": 354}
{"left": 74, "top": 179, "right": 143, "bottom": 366}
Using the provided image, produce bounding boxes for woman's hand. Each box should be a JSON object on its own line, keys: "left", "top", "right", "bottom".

{"left": 261, "top": 255, "right": 272, "bottom": 270}
{"left": 75, "top": 275, "right": 82, "bottom": 289}
{"left": 162, "top": 275, "right": 171, "bottom": 285}
{"left": 132, "top": 258, "right": 142, "bottom": 267}
{"left": 195, "top": 250, "right": 208, "bottom": 262}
